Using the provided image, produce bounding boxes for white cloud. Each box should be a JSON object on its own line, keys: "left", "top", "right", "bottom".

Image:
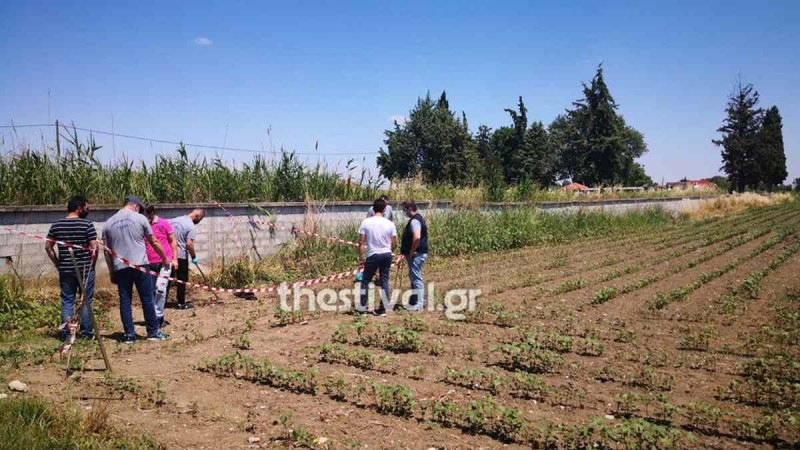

{"left": 194, "top": 37, "right": 213, "bottom": 46}
{"left": 389, "top": 115, "right": 407, "bottom": 125}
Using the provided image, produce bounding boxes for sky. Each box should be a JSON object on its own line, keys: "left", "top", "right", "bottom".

{"left": 1, "top": 0, "right": 798, "bottom": 185}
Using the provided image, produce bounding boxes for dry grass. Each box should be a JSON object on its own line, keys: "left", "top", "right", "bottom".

{"left": 387, "top": 176, "right": 720, "bottom": 206}
{"left": 687, "top": 192, "right": 794, "bottom": 220}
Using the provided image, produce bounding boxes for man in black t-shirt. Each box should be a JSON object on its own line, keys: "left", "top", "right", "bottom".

{"left": 45, "top": 196, "right": 98, "bottom": 340}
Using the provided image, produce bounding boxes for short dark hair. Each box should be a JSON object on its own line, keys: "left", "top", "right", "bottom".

{"left": 401, "top": 200, "right": 418, "bottom": 212}
{"left": 144, "top": 204, "right": 156, "bottom": 215}
{"left": 373, "top": 198, "right": 387, "bottom": 213}
{"left": 67, "top": 196, "right": 87, "bottom": 213}
{"left": 379, "top": 195, "right": 389, "bottom": 201}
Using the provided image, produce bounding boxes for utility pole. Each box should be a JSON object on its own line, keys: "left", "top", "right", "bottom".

{"left": 55, "top": 120, "right": 60, "bottom": 157}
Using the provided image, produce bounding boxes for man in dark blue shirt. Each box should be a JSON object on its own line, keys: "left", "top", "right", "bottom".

{"left": 45, "top": 196, "right": 98, "bottom": 340}
{"left": 400, "top": 200, "right": 428, "bottom": 311}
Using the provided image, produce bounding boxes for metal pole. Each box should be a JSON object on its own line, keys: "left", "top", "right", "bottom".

{"left": 194, "top": 262, "right": 219, "bottom": 302}
{"left": 68, "top": 248, "right": 112, "bottom": 373}
{"left": 55, "top": 120, "right": 60, "bottom": 157}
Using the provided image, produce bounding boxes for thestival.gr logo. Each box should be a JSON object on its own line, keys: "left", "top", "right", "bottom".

{"left": 277, "top": 282, "right": 480, "bottom": 320}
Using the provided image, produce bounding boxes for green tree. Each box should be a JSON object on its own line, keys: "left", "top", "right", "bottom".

{"left": 794, "top": 177, "right": 800, "bottom": 192}
{"left": 708, "top": 175, "right": 731, "bottom": 192}
{"left": 577, "top": 66, "right": 626, "bottom": 184}
{"left": 550, "top": 66, "right": 649, "bottom": 186}
{"left": 548, "top": 114, "right": 584, "bottom": 182}
{"left": 475, "top": 125, "right": 504, "bottom": 200}
{"left": 713, "top": 81, "right": 763, "bottom": 193}
{"left": 756, "top": 106, "right": 788, "bottom": 192}
{"left": 621, "top": 162, "right": 654, "bottom": 187}
{"left": 377, "top": 92, "right": 479, "bottom": 185}
{"left": 524, "top": 121, "right": 558, "bottom": 186}
{"left": 495, "top": 97, "right": 557, "bottom": 185}
{"left": 491, "top": 126, "right": 516, "bottom": 182}
{"left": 500, "top": 97, "right": 529, "bottom": 183}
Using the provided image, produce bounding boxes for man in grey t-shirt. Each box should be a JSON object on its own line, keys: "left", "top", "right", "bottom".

{"left": 169, "top": 209, "right": 205, "bottom": 309}
{"left": 102, "top": 195, "right": 169, "bottom": 343}
{"left": 366, "top": 195, "right": 393, "bottom": 221}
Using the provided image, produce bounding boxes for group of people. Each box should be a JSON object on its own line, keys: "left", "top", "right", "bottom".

{"left": 45, "top": 193, "right": 429, "bottom": 343}
{"left": 46, "top": 195, "right": 204, "bottom": 344}
{"left": 357, "top": 196, "right": 428, "bottom": 316}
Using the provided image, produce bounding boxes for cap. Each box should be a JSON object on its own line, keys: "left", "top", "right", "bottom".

{"left": 124, "top": 195, "right": 143, "bottom": 206}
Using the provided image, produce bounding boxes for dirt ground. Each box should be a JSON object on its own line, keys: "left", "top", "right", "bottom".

{"left": 5, "top": 203, "right": 800, "bottom": 449}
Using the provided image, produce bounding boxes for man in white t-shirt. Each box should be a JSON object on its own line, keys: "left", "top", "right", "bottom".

{"left": 357, "top": 198, "right": 397, "bottom": 316}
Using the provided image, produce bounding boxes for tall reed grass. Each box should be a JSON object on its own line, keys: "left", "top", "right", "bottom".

{"left": 0, "top": 138, "right": 381, "bottom": 205}
{"left": 1, "top": 134, "right": 717, "bottom": 206}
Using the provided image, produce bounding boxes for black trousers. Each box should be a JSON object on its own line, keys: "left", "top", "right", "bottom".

{"left": 172, "top": 258, "right": 189, "bottom": 305}
{"left": 359, "top": 253, "right": 392, "bottom": 314}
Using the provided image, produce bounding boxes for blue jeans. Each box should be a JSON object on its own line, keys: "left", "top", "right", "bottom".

{"left": 59, "top": 269, "right": 95, "bottom": 339}
{"left": 359, "top": 253, "right": 392, "bottom": 313}
{"left": 115, "top": 268, "right": 160, "bottom": 338}
{"left": 407, "top": 253, "right": 428, "bottom": 309}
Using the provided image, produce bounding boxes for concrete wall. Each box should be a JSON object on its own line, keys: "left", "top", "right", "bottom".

{"left": 0, "top": 197, "right": 711, "bottom": 277}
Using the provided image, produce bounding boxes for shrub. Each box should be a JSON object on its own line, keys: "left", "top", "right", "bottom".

{"left": 592, "top": 287, "right": 619, "bottom": 305}
{"left": 613, "top": 329, "right": 637, "bottom": 344}
{"left": 323, "top": 376, "right": 349, "bottom": 401}
{"left": 627, "top": 367, "right": 674, "bottom": 392}
{"left": 443, "top": 367, "right": 503, "bottom": 395}
{"left": 373, "top": 384, "right": 415, "bottom": 417}
{"left": 500, "top": 343, "right": 565, "bottom": 374}
{"left": 430, "top": 396, "right": 528, "bottom": 442}
{"left": 677, "top": 332, "right": 713, "bottom": 352}
{"left": 507, "top": 373, "right": 550, "bottom": 401}
{"left": 576, "top": 338, "right": 604, "bottom": 356}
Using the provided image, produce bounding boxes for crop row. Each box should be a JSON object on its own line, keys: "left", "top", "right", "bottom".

{"left": 451, "top": 204, "right": 796, "bottom": 305}
{"left": 527, "top": 209, "right": 798, "bottom": 305}
{"left": 465, "top": 220, "right": 788, "bottom": 330}
{"left": 440, "top": 203, "right": 789, "bottom": 293}
{"left": 591, "top": 225, "right": 776, "bottom": 306}
{"left": 715, "top": 239, "right": 800, "bottom": 315}
{"left": 609, "top": 391, "right": 799, "bottom": 445}
{"left": 198, "top": 352, "right": 697, "bottom": 447}
{"left": 646, "top": 229, "right": 797, "bottom": 311}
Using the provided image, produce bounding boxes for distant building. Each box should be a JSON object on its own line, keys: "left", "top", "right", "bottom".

{"left": 561, "top": 182, "right": 590, "bottom": 192}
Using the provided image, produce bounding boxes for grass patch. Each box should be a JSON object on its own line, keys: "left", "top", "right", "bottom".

{"left": 0, "top": 276, "right": 59, "bottom": 334}
{"left": 0, "top": 396, "right": 162, "bottom": 449}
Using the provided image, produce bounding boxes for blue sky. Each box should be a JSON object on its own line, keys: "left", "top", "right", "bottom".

{"left": 1, "top": 0, "right": 798, "bottom": 184}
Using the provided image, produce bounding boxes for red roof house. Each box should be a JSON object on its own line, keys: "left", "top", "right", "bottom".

{"left": 562, "top": 182, "right": 590, "bottom": 192}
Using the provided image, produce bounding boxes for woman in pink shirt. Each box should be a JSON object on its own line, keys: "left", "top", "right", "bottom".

{"left": 143, "top": 205, "right": 178, "bottom": 327}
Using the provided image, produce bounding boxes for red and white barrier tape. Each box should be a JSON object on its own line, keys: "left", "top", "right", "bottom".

{"left": 59, "top": 319, "right": 79, "bottom": 355}
{"left": 0, "top": 226, "right": 403, "bottom": 296}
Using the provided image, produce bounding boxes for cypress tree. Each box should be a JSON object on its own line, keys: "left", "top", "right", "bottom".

{"left": 713, "top": 81, "right": 763, "bottom": 193}
{"left": 756, "top": 106, "right": 788, "bottom": 192}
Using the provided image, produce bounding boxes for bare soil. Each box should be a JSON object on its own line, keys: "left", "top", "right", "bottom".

{"left": 5, "top": 204, "right": 800, "bottom": 449}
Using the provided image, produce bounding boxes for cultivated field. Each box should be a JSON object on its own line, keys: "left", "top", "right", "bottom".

{"left": 4, "top": 200, "right": 800, "bottom": 449}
